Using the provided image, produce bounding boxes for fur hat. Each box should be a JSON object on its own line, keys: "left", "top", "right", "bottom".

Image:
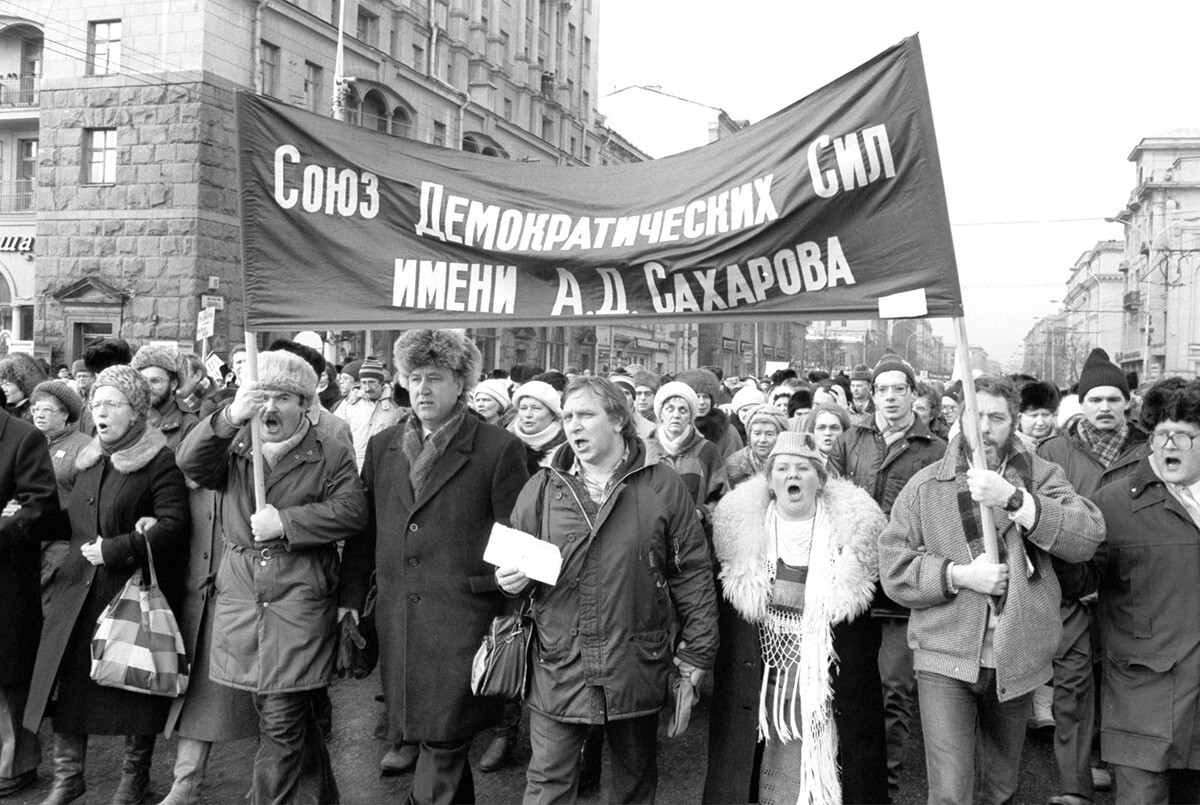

{"left": 71, "top": 359, "right": 89, "bottom": 375}
{"left": 393, "top": 329, "right": 481, "bottom": 401}
{"left": 1019, "top": 381, "right": 1061, "bottom": 413}
{"left": 82, "top": 337, "right": 133, "bottom": 375}
{"left": 339, "top": 360, "right": 363, "bottom": 381}
{"left": 743, "top": 404, "right": 789, "bottom": 434}
{"left": 32, "top": 380, "right": 85, "bottom": 424}
{"left": 768, "top": 430, "right": 826, "bottom": 466}
{"left": 131, "top": 344, "right": 182, "bottom": 379}
{"left": 0, "top": 353, "right": 48, "bottom": 399}
{"left": 849, "top": 363, "right": 872, "bottom": 382}
{"left": 358, "top": 359, "right": 386, "bottom": 383}
{"left": 676, "top": 368, "right": 720, "bottom": 403}
{"left": 512, "top": 380, "right": 563, "bottom": 420}
{"left": 731, "top": 385, "right": 767, "bottom": 415}
{"left": 473, "top": 378, "right": 512, "bottom": 411}
{"left": 872, "top": 353, "right": 917, "bottom": 389}
{"left": 94, "top": 365, "right": 152, "bottom": 417}
{"left": 256, "top": 350, "right": 318, "bottom": 404}
{"left": 629, "top": 368, "right": 660, "bottom": 391}
{"left": 1077, "top": 347, "right": 1129, "bottom": 401}
{"left": 654, "top": 381, "right": 700, "bottom": 420}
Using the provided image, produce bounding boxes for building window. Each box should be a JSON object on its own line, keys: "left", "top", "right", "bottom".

{"left": 432, "top": 121, "right": 446, "bottom": 147}
{"left": 568, "top": 23, "right": 576, "bottom": 54}
{"left": 260, "top": 41, "right": 280, "bottom": 97}
{"left": 569, "top": 135, "right": 576, "bottom": 156}
{"left": 356, "top": 9, "right": 379, "bottom": 46}
{"left": 83, "top": 128, "right": 117, "bottom": 184}
{"left": 304, "top": 62, "right": 323, "bottom": 113}
{"left": 541, "top": 115, "right": 555, "bottom": 145}
{"left": 584, "top": 145, "right": 592, "bottom": 163}
{"left": 88, "top": 20, "right": 121, "bottom": 75}
{"left": 581, "top": 90, "right": 590, "bottom": 124}
{"left": 412, "top": 44, "right": 425, "bottom": 71}
{"left": 502, "top": 97, "right": 513, "bottom": 121}
{"left": 16, "top": 139, "right": 36, "bottom": 210}
{"left": 443, "top": 54, "right": 455, "bottom": 86}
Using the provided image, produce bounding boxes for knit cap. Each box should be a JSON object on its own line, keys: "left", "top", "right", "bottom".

{"left": 94, "top": 365, "right": 152, "bottom": 417}
{"left": 131, "top": 344, "right": 182, "bottom": 378}
{"left": 340, "top": 360, "right": 363, "bottom": 381}
{"left": 1077, "top": 348, "right": 1129, "bottom": 401}
{"left": 743, "top": 404, "right": 789, "bottom": 434}
{"left": 654, "top": 381, "right": 700, "bottom": 420}
{"left": 473, "top": 378, "right": 512, "bottom": 411}
{"left": 32, "top": 380, "right": 85, "bottom": 424}
{"left": 849, "top": 363, "right": 872, "bottom": 382}
{"left": 768, "top": 430, "right": 826, "bottom": 465}
{"left": 512, "top": 380, "right": 563, "bottom": 420}
{"left": 871, "top": 354, "right": 917, "bottom": 389}
{"left": 609, "top": 374, "right": 636, "bottom": 395}
{"left": 730, "top": 385, "right": 767, "bottom": 415}
{"left": 358, "top": 359, "right": 386, "bottom": 383}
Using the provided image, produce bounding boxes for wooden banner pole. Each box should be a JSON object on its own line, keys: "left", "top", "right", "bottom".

{"left": 244, "top": 332, "right": 267, "bottom": 510}
{"left": 953, "top": 316, "right": 999, "bottom": 563}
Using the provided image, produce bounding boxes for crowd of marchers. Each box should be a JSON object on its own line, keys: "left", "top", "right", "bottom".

{"left": 0, "top": 331, "right": 1196, "bottom": 805}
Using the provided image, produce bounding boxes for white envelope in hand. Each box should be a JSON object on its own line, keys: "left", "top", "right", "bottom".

{"left": 484, "top": 523, "right": 563, "bottom": 586}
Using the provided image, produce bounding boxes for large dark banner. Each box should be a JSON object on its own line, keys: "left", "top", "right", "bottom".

{"left": 237, "top": 34, "right": 961, "bottom": 330}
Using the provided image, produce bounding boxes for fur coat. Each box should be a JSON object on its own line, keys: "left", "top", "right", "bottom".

{"left": 703, "top": 474, "right": 889, "bottom": 804}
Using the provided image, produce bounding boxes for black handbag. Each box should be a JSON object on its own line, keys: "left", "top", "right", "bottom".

{"left": 469, "top": 597, "right": 533, "bottom": 699}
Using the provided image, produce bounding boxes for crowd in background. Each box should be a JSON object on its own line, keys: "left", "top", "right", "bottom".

{"left": 0, "top": 332, "right": 1197, "bottom": 805}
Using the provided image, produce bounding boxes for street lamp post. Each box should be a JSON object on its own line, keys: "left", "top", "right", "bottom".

{"left": 1108, "top": 214, "right": 1200, "bottom": 379}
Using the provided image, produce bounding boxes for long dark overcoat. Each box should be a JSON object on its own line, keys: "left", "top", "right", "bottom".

{"left": 0, "top": 410, "right": 61, "bottom": 687}
{"left": 25, "top": 427, "right": 189, "bottom": 735}
{"left": 339, "top": 412, "right": 529, "bottom": 743}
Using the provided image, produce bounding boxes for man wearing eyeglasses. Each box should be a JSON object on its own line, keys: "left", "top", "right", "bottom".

{"left": 1038, "top": 348, "right": 1149, "bottom": 805}
{"left": 1092, "top": 378, "right": 1200, "bottom": 803}
{"left": 828, "top": 353, "right": 946, "bottom": 801}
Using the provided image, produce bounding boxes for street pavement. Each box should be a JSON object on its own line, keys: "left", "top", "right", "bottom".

{"left": 9, "top": 671, "right": 1114, "bottom": 804}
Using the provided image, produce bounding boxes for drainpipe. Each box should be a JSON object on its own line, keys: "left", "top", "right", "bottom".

{"left": 427, "top": 2, "right": 469, "bottom": 147}
{"left": 252, "top": 0, "right": 269, "bottom": 93}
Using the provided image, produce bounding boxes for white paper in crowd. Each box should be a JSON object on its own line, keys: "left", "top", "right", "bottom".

{"left": 878, "top": 288, "right": 929, "bottom": 319}
{"left": 484, "top": 523, "right": 562, "bottom": 585}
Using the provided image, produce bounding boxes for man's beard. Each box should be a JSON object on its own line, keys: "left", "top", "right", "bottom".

{"left": 962, "top": 432, "right": 1016, "bottom": 470}
{"left": 150, "top": 388, "right": 171, "bottom": 409}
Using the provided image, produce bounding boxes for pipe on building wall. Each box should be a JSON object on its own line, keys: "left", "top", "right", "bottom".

{"left": 426, "top": 0, "right": 469, "bottom": 148}
{"left": 252, "top": 0, "right": 269, "bottom": 93}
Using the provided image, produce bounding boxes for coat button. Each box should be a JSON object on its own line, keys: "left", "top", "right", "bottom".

{"left": 408, "top": 558, "right": 419, "bottom": 566}
{"left": 262, "top": 602, "right": 270, "bottom": 608}
{"left": 409, "top": 524, "right": 418, "bottom": 532}
{"left": 260, "top": 560, "right": 267, "bottom": 567}
{"left": 409, "top": 593, "right": 420, "bottom": 603}
{"left": 202, "top": 552, "right": 209, "bottom": 560}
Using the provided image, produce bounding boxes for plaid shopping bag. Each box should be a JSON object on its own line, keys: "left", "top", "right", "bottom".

{"left": 90, "top": 538, "right": 189, "bottom": 697}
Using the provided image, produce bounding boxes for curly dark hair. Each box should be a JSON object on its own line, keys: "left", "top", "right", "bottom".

{"left": 1153, "top": 378, "right": 1200, "bottom": 429}
{"left": 974, "top": 375, "right": 1020, "bottom": 418}
{"left": 1139, "top": 376, "right": 1190, "bottom": 430}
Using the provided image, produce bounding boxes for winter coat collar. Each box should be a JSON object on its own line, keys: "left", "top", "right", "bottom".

{"left": 1051, "top": 417, "right": 1149, "bottom": 469}
{"left": 852, "top": 413, "right": 937, "bottom": 443}
{"left": 549, "top": 430, "right": 647, "bottom": 478}
{"left": 695, "top": 407, "right": 730, "bottom": 446}
{"left": 76, "top": 425, "right": 168, "bottom": 474}
{"left": 933, "top": 433, "right": 1036, "bottom": 482}
{"left": 712, "top": 474, "right": 882, "bottom": 626}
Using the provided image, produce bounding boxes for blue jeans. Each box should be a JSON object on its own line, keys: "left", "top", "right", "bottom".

{"left": 917, "top": 668, "right": 1032, "bottom": 805}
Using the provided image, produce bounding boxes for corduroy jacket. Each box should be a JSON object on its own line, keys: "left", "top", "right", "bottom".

{"left": 879, "top": 437, "right": 1106, "bottom": 701}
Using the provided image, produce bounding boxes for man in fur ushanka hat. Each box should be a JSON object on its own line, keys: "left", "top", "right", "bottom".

{"left": 173, "top": 350, "right": 365, "bottom": 803}
{"left": 338, "top": 330, "right": 529, "bottom": 798}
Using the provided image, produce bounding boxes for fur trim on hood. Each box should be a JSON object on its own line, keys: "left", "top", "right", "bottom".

{"left": 694, "top": 406, "right": 731, "bottom": 446}
{"left": 712, "top": 474, "right": 883, "bottom": 626}
{"left": 76, "top": 426, "right": 169, "bottom": 474}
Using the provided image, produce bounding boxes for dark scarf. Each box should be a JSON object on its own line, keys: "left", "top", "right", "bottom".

{"left": 954, "top": 439, "right": 1040, "bottom": 612}
{"left": 401, "top": 401, "right": 467, "bottom": 498}
{"left": 1074, "top": 416, "right": 1129, "bottom": 469}
{"left": 100, "top": 419, "right": 148, "bottom": 457}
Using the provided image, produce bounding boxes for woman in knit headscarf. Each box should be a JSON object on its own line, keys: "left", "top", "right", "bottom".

{"left": 471, "top": 377, "right": 514, "bottom": 427}
{"left": 704, "top": 432, "right": 888, "bottom": 805}
{"left": 724, "top": 404, "right": 789, "bottom": 489}
{"left": 643, "top": 380, "right": 728, "bottom": 527}
{"left": 507, "top": 380, "right": 567, "bottom": 475}
{"left": 25, "top": 366, "right": 190, "bottom": 805}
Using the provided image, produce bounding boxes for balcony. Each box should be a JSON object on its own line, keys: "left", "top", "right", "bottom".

{"left": 0, "top": 76, "right": 38, "bottom": 108}
{"left": 1123, "top": 290, "right": 1141, "bottom": 311}
{"left": 0, "top": 182, "right": 35, "bottom": 213}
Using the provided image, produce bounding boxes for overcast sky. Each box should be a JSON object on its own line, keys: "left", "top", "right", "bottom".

{"left": 596, "top": 0, "right": 1200, "bottom": 369}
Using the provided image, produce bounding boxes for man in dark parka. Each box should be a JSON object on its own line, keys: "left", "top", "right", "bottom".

{"left": 0, "top": 404, "right": 60, "bottom": 796}
{"left": 340, "top": 329, "right": 529, "bottom": 804}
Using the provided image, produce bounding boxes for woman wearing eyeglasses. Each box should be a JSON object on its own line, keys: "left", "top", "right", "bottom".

{"left": 25, "top": 366, "right": 190, "bottom": 805}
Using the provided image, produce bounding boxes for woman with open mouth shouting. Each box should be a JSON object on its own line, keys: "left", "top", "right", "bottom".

{"left": 26, "top": 365, "right": 190, "bottom": 805}
{"left": 704, "top": 431, "right": 888, "bottom": 805}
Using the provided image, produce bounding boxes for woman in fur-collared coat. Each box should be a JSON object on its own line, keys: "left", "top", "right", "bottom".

{"left": 702, "top": 432, "right": 888, "bottom": 805}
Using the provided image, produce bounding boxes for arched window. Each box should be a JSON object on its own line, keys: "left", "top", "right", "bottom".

{"left": 391, "top": 106, "right": 412, "bottom": 138}
{"left": 362, "top": 90, "right": 388, "bottom": 133}
{"left": 460, "top": 132, "right": 509, "bottom": 159}
{"left": 461, "top": 134, "right": 480, "bottom": 153}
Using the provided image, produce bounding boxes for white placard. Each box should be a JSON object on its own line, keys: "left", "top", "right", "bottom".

{"left": 877, "top": 288, "right": 928, "bottom": 319}
{"left": 483, "top": 523, "right": 563, "bottom": 586}
{"left": 196, "top": 307, "right": 216, "bottom": 341}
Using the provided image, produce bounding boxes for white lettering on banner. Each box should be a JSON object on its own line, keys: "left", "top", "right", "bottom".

{"left": 644, "top": 237, "right": 856, "bottom": 312}
{"left": 393, "top": 259, "right": 516, "bottom": 314}
{"left": 807, "top": 124, "right": 896, "bottom": 198}
{"left": 413, "top": 175, "right": 779, "bottom": 253}
{"left": 272, "top": 144, "right": 379, "bottom": 218}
